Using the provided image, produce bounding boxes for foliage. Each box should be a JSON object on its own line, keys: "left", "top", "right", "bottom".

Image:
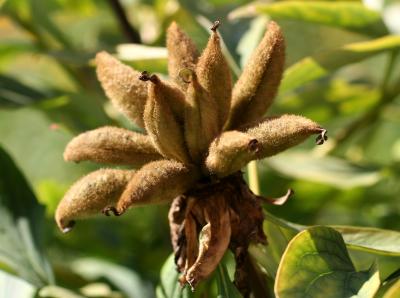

{"left": 0, "top": 0, "right": 399, "bottom": 297}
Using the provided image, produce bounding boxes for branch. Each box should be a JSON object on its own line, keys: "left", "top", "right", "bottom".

{"left": 108, "top": 0, "right": 141, "bottom": 43}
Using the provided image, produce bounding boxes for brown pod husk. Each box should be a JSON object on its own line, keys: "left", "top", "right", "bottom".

{"left": 196, "top": 31, "right": 232, "bottom": 129}
{"left": 144, "top": 75, "right": 187, "bottom": 122}
{"left": 227, "top": 21, "right": 285, "bottom": 129}
{"left": 205, "top": 130, "right": 262, "bottom": 177}
{"left": 115, "top": 160, "right": 199, "bottom": 214}
{"left": 143, "top": 76, "right": 190, "bottom": 164}
{"left": 245, "top": 114, "right": 322, "bottom": 158}
{"left": 64, "top": 126, "right": 161, "bottom": 167}
{"left": 96, "top": 52, "right": 147, "bottom": 128}
{"left": 184, "top": 73, "right": 219, "bottom": 163}
{"left": 55, "top": 169, "right": 134, "bottom": 233}
{"left": 167, "top": 22, "right": 199, "bottom": 89}
{"left": 185, "top": 194, "right": 231, "bottom": 289}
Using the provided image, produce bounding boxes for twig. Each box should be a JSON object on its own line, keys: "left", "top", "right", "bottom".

{"left": 323, "top": 50, "right": 400, "bottom": 154}
{"left": 108, "top": 0, "right": 141, "bottom": 43}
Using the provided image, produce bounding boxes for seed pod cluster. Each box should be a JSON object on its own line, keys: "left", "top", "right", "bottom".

{"left": 56, "top": 20, "right": 327, "bottom": 295}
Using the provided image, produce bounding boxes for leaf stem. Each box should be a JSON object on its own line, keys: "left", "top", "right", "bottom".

{"left": 323, "top": 50, "right": 400, "bottom": 154}
{"left": 108, "top": 0, "right": 142, "bottom": 43}
{"left": 248, "top": 160, "right": 260, "bottom": 195}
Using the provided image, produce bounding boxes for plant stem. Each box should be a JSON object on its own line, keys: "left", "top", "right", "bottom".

{"left": 323, "top": 50, "right": 400, "bottom": 154}
{"left": 248, "top": 161, "right": 260, "bottom": 195}
{"left": 107, "top": 0, "right": 141, "bottom": 43}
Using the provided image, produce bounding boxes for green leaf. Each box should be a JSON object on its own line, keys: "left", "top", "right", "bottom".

{"left": 38, "top": 286, "right": 83, "bottom": 298}
{"left": 280, "top": 35, "right": 400, "bottom": 93}
{"left": 0, "top": 75, "right": 55, "bottom": 107}
{"left": 216, "top": 264, "right": 242, "bottom": 298}
{"left": 249, "top": 213, "right": 298, "bottom": 278}
{"left": 229, "top": 1, "right": 387, "bottom": 37}
{"left": 156, "top": 254, "right": 194, "bottom": 298}
{"left": 266, "top": 151, "right": 381, "bottom": 189}
{"left": 383, "top": 279, "right": 400, "bottom": 298}
{"left": 116, "top": 44, "right": 168, "bottom": 74}
{"left": 332, "top": 226, "right": 400, "bottom": 256}
{"left": 275, "top": 226, "right": 380, "bottom": 298}
{"left": 0, "top": 146, "right": 54, "bottom": 287}
{"left": 0, "top": 270, "right": 37, "bottom": 298}
{"left": 71, "top": 257, "right": 153, "bottom": 298}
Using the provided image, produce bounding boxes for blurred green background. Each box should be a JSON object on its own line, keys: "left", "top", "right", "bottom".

{"left": 0, "top": 0, "right": 399, "bottom": 297}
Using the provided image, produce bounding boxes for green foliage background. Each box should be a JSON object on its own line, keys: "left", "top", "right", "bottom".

{"left": 0, "top": 0, "right": 399, "bottom": 297}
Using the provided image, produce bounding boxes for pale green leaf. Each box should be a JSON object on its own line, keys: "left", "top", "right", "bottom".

{"left": 71, "top": 257, "right": 153, "bottom": 298}
{"left": 0, "top": 146, "right": 54, "bottom": 287}
{"left": 332, "top": 226, "right": 400, "bottom": 256}
{"left": 39, "top": 286, "right": 83, "bottom": 298}
{"left": 229, "top": 1, "right": 387, "bottom": 37}
{"left": 275, "top": 226, "right": 380, "bottom": 298}
{"left": 280, "top": 35, "right": 400, "bottom": 93}
{"left": 0, "top": 271, "right": 36, "bottom": 298}
{"left": 216, "top": 264, "right": 242, "bottom": 298}
{"left": 156, "top": 254, "right": 194, "bottom": 298}
{"left": 266, "top": 151, "right": 381, "bottom": 189}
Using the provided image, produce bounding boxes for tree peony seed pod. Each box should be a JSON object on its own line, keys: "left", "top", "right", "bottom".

{"left": 227, "top": 21, "right": 285, "bottom": 129}
{"left": 167, "top": 22, "right": 199, "bottom": 90}
{"left": 143, "top": 76, "right": 190, "bottom": 164}
{"left": 184, "top": 72, "right": 219, "bottom": 163}
{"left": 96, "top": 51, "right": 147, "bottom": 128}
{"left": 205, "top": 131, "right": 261, "bottom": 177}
{"left": 115, "top": 160, "right": 199, "bottom": 214}
{"left": 55, "top": 169, "right": 134, "bottom": 233}
{"left": 245, "top": 114, "right": 323, "bottom": 158}
{"left": 196, "top": 29, "right": 232, "bottom": 129}
{"left": 63, "top": 126, "right": 161, "bottom": 167}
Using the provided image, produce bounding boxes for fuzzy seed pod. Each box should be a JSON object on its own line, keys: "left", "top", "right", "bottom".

{"left": 167, "top": 22, "right": 199, "bottom": 89}
{"left": 185, "top": 194, "right": 231, "bottom": 289}
{"left": 184, "top": 73, "right": 219, "bottom": 163}
{"left": 115, "top": 160, "right": 199, "bottom": 214}
{"left": 245, "top": 114, "right": 322, "bottom": 158}
{"left": 196, "top": 30, "right": 232, "bottom": 129}
{"left": 205, "top": 131, "right": 262, "bottom": 177}
{"left": 227, "top": 21, "right": 285, "bottom": 129}
{"left": 149, "top": 76, "right": 187, "bottom": 122}
{"left": 96, "top": 52, "right": 147, "bottom": 128}
{"left": 143, "top": 76, "right": 190, "bottom": 164}
{"left": 64, "top": 126, "right": 161, "bottom": 167}
{"left": 55, "top": 169, "right": 134, "bottom": 233}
